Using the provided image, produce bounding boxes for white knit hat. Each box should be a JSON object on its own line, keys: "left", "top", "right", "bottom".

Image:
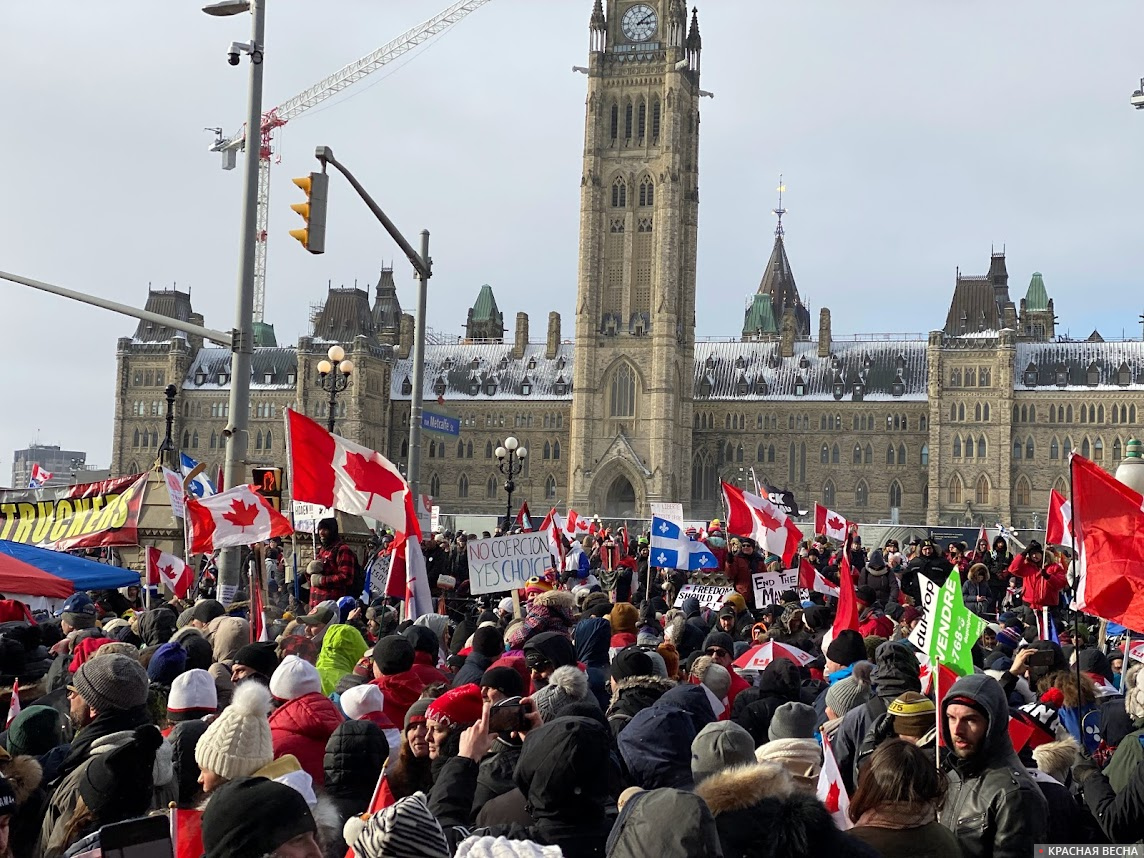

{"left": 341, "top": 683, "right": 384, "bottom": 720}
{"left": 270, "top": 654, "right": 323, "bottom": 701}
{"left": 194, "top": 681, "right": 274, "bottom": 781}
{"left": 455, "top": 835, "right": 564, "bottom": 858}
{"left": 168, "top": 668, "right": 218, "bottom": 713}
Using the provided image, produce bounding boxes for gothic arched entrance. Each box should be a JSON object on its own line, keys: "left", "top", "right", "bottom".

{"left": 603, "top": 474, "right": 637, "bottom": 518}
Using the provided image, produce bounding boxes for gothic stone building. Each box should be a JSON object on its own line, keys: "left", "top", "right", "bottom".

{"left": 110, "top": 1, "right": 1144, "bottom": 532}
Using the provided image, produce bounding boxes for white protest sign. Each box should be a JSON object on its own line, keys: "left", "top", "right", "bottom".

{"left": 752, "top": 567, "right": 800, "bottom": 608}
{"left": 430, "top": 505, "right": 441, "bottom": 534}
{"left": 467, "top": 532, "right": 552, "bottom": 595}
{"left": 292, "top": 501, "right": 335, "bottom": 534}
{"left": 162, "top": 468, "right": 186, "bottom": 519}
{"left": 673, "top": 584, "right": 734, "bottom": 612}
{"left": 908, "top": 573, "right": 942, "bottom": 654}
{"left": 650, "top": 502, "right": 684, "bottom": 523}
{"left": 1126, "top": 638, "right": 1144, "bottom": 664}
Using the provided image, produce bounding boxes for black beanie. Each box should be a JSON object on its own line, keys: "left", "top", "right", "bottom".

{"left": 610, "top": 647, "right": 654, "bottom": 680}
{"left": 826, "top": 629, "right": 867, "bottom": 666}
{"left": 202, "top": 777, "right": 316, "bottom": 858}
{"left": 480, "top": 666, "right": 525, "bottom": 699}
{"left": 471, "top": 626, "right": 504, "bottom": 659}
{"left": 80, "top": 725, "right": 162, "bottom": 822}
{"left": 373, "top": 636, "right": 415, "bottom": 675}
{"left": 233, "top": 641, "right": 280, "bottom": 678}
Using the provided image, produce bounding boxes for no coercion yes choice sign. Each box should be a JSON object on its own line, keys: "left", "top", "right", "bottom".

{"left": 467, "top": 532, "right": 554, "bottom": 595}
{"left": 0, "top": 473, "right": 149, "bottom": 550}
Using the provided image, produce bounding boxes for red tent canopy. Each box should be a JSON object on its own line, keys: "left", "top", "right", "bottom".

{"left": 0, "top": 554, "right": 74, "bottom": 599}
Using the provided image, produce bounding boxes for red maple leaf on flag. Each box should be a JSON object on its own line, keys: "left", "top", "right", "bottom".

{"left": 755, "top": 505, "right": 783, "bottom": 532}
{"left": 827, "top": 515, "right": 845, "bottom": 532}
{"left": 160, "top": 564, "right": 173, "bottom": 581}
{"left": 824, "top": 782, "right": 841, "bottom": 814}
{"left": 223, "top": 499, "right": 260, "bottom": 531}
{"left": 345, "top": 451, "right": 404, "bottom": 508}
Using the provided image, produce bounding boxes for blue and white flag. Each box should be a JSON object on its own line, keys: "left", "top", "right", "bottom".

{"left": 181, "top": 453, "right": 216, "bottom": 499}
{"left": 650, "top": 515, "right": 719, "bottom": 571}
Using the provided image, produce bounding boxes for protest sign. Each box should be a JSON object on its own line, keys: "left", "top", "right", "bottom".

{"left": 673, "top": 584, "right": 734, "bottom": 612}
{"left": 1127, "top": 638, "right": 1144, "bottom": 664}
{"left": 292, "top": 501, "right": 335, "bottom": 534}
{"left": 908, "top": 571, "right": 985, "bottom": 676}
{"left": 163, "top": 468, "right": 186, "bottom": 520}
{"left": 650, "top": 502, "right": 684, "bottom": 523}
{"left": 468, "top": 532, "right": 552, "bottom": 595}
{"left": 752, "top": 567, "right": 800, "bottom": 609}
{"left": 0, "top": 473, "right": 148, "bottom": 550}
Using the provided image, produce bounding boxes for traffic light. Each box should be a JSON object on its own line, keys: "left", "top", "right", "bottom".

{"left": 252, "top": 467, "right": 283, "bottom": 511}
{"left": 289, "top": 172, "right": 328, "bottom": 254}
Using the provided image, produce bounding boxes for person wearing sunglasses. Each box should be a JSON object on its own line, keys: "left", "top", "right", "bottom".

{"left": 700, "top": 630, "right": 750, "bottom": 707}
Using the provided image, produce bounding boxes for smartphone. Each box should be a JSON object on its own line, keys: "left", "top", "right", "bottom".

{"left": 1026, "top": 650, "right": 1056, "bottom": 667}
{"left": 100, "top": 816, "right": 173, "bottom": 858}
{"left": 488, "top": 697, "right": 528, "bottom": 734}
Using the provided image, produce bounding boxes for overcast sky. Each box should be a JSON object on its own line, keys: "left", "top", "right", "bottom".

{"left": 3, "top": 0, "right": 1143, "bottom": 476}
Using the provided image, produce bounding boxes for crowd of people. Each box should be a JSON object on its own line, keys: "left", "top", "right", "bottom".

{"left": 0, "top": 517, "right": 1139, "bottom": 857}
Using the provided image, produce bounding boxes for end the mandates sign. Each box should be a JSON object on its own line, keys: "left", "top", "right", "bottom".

{"left": 467, "top": 532, "right": 553, "bottom": 595}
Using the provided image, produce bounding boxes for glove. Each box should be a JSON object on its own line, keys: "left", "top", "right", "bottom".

{"left": 1072, "top": 758, "right": 1101, "bottom": 786}
{"left": 310, "top": 573, "right": 324, "bottom": 588}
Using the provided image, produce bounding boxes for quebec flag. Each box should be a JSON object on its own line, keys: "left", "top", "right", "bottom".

{"left": 649, "top": 516, "right": 719, "bottom": 571}
{"left": 181, "top": 453, "right": 216, "bottom": 499}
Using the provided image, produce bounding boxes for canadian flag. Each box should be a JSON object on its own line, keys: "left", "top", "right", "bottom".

{"left": 1046, "top": 489, "right": 1074, "bottom": 549}
{"left": 814, "top": 503, "right": 851, "bottom": 543}
{"left": 722, "top": 482, "right": 803, "bottom": 566}
{"left": 146, "top": 547, "right": 194, "bottom": 599}
{"left": 820, "top": 544, "right": 860, "bottom": 654}
{"left": 817, "top": 734, "right": 852, "bottom": 830}
{"left": 28, "top": 464, "right": 52, "bottom": 488}
{"left": 538, "top": 507, "right": 566, "bottom": 565}
{"left": 6, "top": 679, "right": 20, "bottom": 728}
{"left": 798, "top": 557, "right": 840, "bottom": 598}
{"left": 1070, "top": 454, "right": 1144, "bottom": 631}
{"left": 185, "top": 486, "right": 293, "bottom": 554}
{"left": 287, "top": 408, "right": 412, "bottom": 535}
{"left": 385, "top": 526, "right": 434, "bottom": 621}
{"left": 558, "top": 510, "right": 591, "bottom": 537}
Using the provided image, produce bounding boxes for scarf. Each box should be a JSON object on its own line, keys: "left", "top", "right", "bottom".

{"left": 854, "top": 800, "right": 936, "bottom": 830}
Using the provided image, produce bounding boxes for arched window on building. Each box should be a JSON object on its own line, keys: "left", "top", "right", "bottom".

{"left": 1081, "top": 437, "right": 1090, "bottom": 458}
{"left": 639, "top": 175, "right": 654, "bottom": 207}
{"left": 1094, "top": 437, "right": 1104, "bottom": 461}
{"left": 953, "top": 435, "right": 962, "bottom": 458}
{"left": 543, "top": 441, "right": 551, "bottom": 460}
{"left": 611, "top": 176, "right": 628, "bottom": 208}
{"left": 948, "top": 474, "right": 963, "bottom": 505}
{"left": 978, "top": 435, "right": 987, "bottom": 458}
{"left": 553, "top": 441, "right": 560, "bottom": 460}
{"left": 1016, "top": 475, "right": 1031, "bottom": 507}
{"left": 401, "top": 439, "right": 408, "bottom": 457}
{"left": 856, "top": 480, "right": 869, "bottom": 507}
{"left": 831, "top": 444, "right": 839, "bottom": 464}
{"left": 853, "top": 444, "right": 862, "bottom": 464}
{"left": 965, "top": 437, "right": 975, "bottom": 458}
{"left": 898, "top": 444, "right": 906, "bottom": 465}
{"left": 889, "top": 480, "right": 902, "bottom": 509}
{"left": 458, "top": 474, "right": 469, "bottom": 499}
{"left": 1013, "top": 439, "right": 1023, "bottom": 460}
{"left": 921, "top": 444, "right": 929, "bottom": 466}
{"left": 823, "top": 480, "right": 836, "bottom": 508}
{"left": 545, "top": 475, "right": 557, "bottom": 500}
{"left": 1026, "top": 437, "right": 1034, "bottom": 459}
{"left": 821, "top": 445, "right": 829, "bottom": 464}
{"left": 1114, "top": 437, "right": 1123, "bottom": 461}
{"left": 864, "top": 444, "right": 872, "bottom": 465}
{"left": 429, "top": 473, "right": 440, "bottom": 497}
{"left": 610, "top": 364, "right": 636, "bottom": 417}
{"left": 886, "top": 445, "right": 896, "bottom": 465}
{"left": 975, "top": 475, "right": 991, "bottom": 505}
{"left": 691, "top": 451, "right": 715, "bottom": 501}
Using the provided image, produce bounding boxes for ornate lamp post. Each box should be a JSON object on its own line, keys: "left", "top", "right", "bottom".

{"left": 316, "top": 345, "right": 354, "bottom": 433}
{"left": 158, "top": 383, "right": 179, "bottom": 469}
{"left": 495, "top": 436, "right": 528, "bottom": 531}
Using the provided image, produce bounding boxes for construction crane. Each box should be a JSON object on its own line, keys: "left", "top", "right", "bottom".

{"left": 210, "top": 0, "right": 493, "bottom": 323}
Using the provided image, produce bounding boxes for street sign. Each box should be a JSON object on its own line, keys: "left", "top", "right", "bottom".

{"left": 422, "top": 411, "right": 460, "bottom": 436}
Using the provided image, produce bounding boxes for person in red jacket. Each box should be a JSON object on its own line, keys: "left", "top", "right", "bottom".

{"left": 268, "top": 655, "right": 344, "bottom": 787}
{"left": 1008, "top": 541, "right": 1068, "bottom": 613}
{"left": 310, "top": 517, "right": 357, "bottom": 608}
{"left": 369, "top": 636, "right": 426, "bottom": 728}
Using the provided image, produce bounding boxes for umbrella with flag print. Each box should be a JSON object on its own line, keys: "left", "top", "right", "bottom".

{"left": 732, "top": 640, "right": 816, "bottom": 672}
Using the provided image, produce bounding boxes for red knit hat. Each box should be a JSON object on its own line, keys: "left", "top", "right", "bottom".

{"left": 426, "top": 683, "right": 483, "bottom": 731}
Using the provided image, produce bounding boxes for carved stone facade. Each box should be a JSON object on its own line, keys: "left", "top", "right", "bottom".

{"left": 109, "top": 3, "right": 1144, "bottom": 533}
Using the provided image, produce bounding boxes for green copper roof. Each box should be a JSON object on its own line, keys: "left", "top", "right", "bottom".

{"left": 470, "top": 284, "right": 501, "bottom": 322}
{"left": 743, "top": 293, "right": 778, "bottom": 335}
{"left": 253, "top": 321, "right": 277, "bottom": 347}
{"left": 1025, "top": 272, "right": 1049, "bottom": 312}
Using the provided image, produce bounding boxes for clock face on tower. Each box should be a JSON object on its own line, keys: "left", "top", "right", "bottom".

{"left": 621, "top": 3, "right": 658, "bottom": 42}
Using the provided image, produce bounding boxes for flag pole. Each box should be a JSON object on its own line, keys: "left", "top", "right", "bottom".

{"left": 933, "top": 662, "right": 941, "bottom": 771}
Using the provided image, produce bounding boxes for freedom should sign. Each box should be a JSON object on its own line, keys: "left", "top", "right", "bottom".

{"left": 468, "top": 533, "right": 552, "bottom": 595}
{"left": 673, "top": 584, "right": 734, "bottom": 612}
{"left": 752, "top": 567, "right": 800, "bottom": 609}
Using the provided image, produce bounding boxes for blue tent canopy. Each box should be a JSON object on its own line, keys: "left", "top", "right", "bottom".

{"left": 0, "top": 541, "right": 139, "bottom": 591}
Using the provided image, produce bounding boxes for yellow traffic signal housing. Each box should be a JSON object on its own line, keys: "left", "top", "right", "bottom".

{"left": 252, "top": 466, "right": 283, "bottom": 510}
{"left": 289, "top": 172, "right": 328, "bottom": 254}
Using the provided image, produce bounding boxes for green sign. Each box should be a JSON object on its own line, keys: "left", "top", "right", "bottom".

{"left": 908, "top": 571, "right": 986, "bottom": 676}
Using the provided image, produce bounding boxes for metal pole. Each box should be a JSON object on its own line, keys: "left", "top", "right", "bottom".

{"left": 327, "top": 379, "right": 337, "bottom": 433}
{"left": 162, "top": 384, "right": 178, "bottom": 470}
{"left": 408, "top": 230, "right": 431, "bottom": 508}
{"left": 218, "top": 0, "right": 266, "bottom": 600}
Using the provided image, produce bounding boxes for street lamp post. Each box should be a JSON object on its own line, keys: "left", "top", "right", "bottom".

{"left": 159, "top": 384, "right": 178, "bottom": 470}
{"left": 495, "top": 436, "right": 527, "bottom": 532}
{"left": 203, "top": 0, "right": 265, "bottom": 601}
{"left": 316, "top": 345, "right": 354, "bottom": 433}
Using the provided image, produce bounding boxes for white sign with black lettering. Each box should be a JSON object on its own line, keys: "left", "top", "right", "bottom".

{"left": 467, "top": 533, "right": 552, "bottom": 595}
{"left": 650, "top": 502, "right": 684, "bottom": 523}
{"left": 752, "top": 567, "right": 800, "bottom": 609}
{"left": 673, "top": 584, "right": 734, "bottom": 612}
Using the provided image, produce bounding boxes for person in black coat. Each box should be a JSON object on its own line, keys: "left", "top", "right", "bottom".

{"left": 451, "top": 626, "right": 503, "bottom": 689}
{"left": 899, "top": 540, "right": 953, "bottom": 604}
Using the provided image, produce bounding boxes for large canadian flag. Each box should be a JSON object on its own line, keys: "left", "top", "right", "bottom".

{"left": 185, "top": 486, "right": 292, "bottom": 554}
{"left": 288, "top": 409, "right": 433, "bottom": 619}
{"left": 287, "top": 409, "right": 410, "bottom": 533}
{"left": 722, "top": 482, "right": 803, "bottom": 566}
{"left": 1070, "top": 454, "right": 1144, "bottom": 630}
{"left": 814, "top": 503, "right": 851, "bottom": 543}
{"left": 146, "top": 547, "right": 193, "bottom": 599}
{"left": 1045, "top": 489, "right": 1075, "bottom": 549}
